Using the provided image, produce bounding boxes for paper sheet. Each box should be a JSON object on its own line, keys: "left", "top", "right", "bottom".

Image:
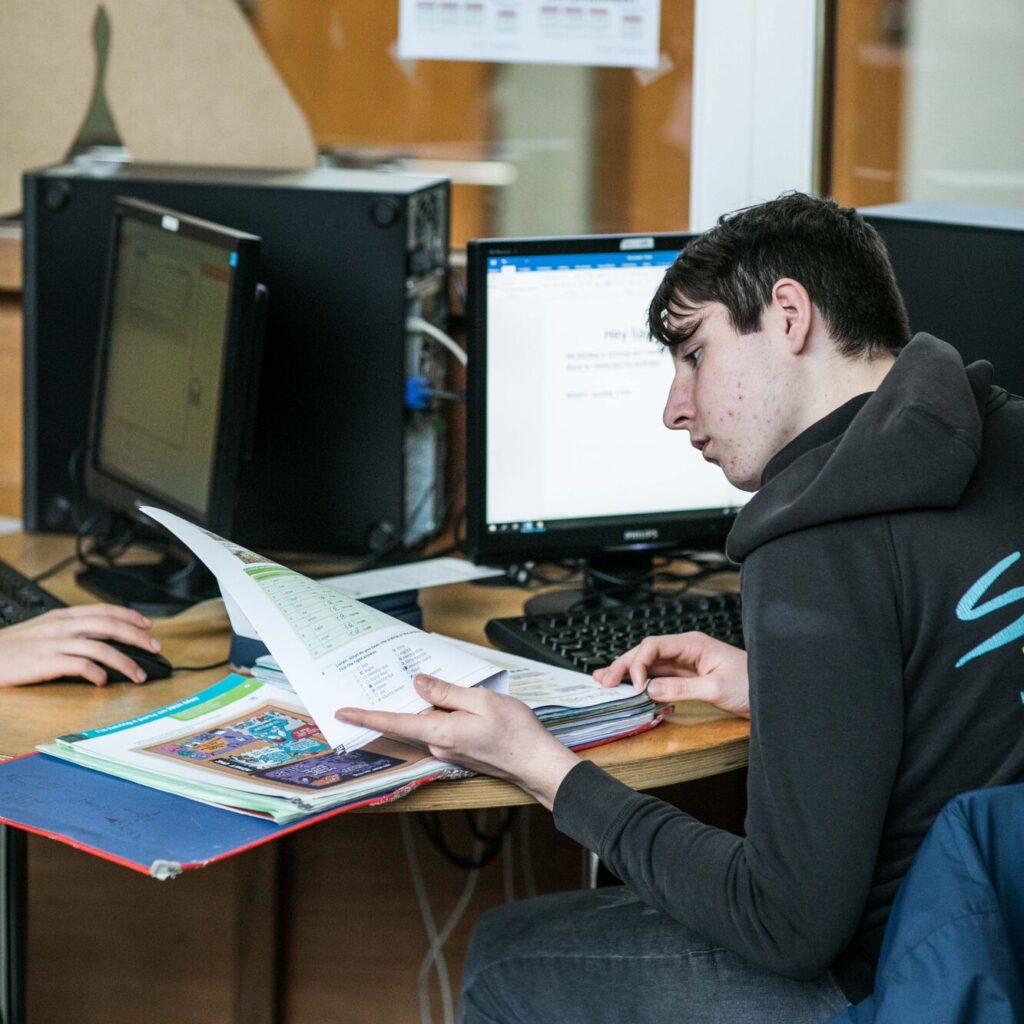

{"left": 398, "top": 0, "right": 662, "bottom": 69}
{"left": 322, "top": 557, "right": 503, "bottom": 600}
{"left": 143, "top": 508, "right": 506, "bottom": 752}
{"left": 44, "top": 674, "right": 456, "bottom": 824}
{"left": 438, "top": 635, "right": 639, "bottom": 709}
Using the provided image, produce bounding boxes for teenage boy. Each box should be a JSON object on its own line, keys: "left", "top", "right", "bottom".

{"left": 339, "top": 193, "right": 1024, "bottom": 1023}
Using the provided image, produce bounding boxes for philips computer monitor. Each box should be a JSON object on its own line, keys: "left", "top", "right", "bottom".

{"left": 80, "top": 197, "right": 265, "bottom": 611}
{"left": 466, "top": 233, "right": 750, "bottom": 588}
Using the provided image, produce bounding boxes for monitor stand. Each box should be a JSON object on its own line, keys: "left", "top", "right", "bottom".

{"left": 522, "top": 551, "right": 655, "bottom": 616}
{"left": 75, "top": 554, "right": 218, "bottom": 617}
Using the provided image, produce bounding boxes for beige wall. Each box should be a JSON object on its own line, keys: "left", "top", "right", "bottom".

{"left": 0, "top": 226, "right": 22, "bottom": 518}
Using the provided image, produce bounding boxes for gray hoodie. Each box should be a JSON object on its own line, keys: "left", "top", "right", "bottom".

{"left": 554, "top": 334, "right": 1024, "bottom": 1000}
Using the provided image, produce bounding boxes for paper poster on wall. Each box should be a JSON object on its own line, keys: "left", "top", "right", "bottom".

{"left": 397, "top": 0, "right": 661, "bottom": 69}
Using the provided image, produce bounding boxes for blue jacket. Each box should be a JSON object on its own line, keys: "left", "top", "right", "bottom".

{"left": 831, "top": 784, "right": 1024, "bottom": 1024}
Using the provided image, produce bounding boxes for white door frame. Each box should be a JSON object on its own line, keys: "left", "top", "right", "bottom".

{"left": 689, "top": 0, "right": 827, "bottom": 230}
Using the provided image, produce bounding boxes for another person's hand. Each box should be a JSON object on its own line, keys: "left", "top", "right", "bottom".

{"left": 594, "top": 632, "right": 751, "bottom": 719}
{"left": 0, "top": 605, "right": 160, "bottom": 688}
{"left": 336, "top": 675, "right": 581, "bottom": 810}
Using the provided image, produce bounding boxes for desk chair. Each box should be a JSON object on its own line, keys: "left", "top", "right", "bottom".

{"left": 829, "top": 783, "right": 1024, "bottom": 1024}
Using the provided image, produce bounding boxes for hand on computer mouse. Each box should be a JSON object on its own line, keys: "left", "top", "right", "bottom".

{"left": 0, "top": 604, "right": 163, "bottom": 687}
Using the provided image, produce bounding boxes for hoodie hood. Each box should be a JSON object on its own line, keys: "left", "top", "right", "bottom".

{"left": 726, "top": 334, "right": 993, "bottom": 562}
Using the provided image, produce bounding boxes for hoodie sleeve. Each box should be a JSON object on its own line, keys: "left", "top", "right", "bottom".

{"left": 553, "top": 516, "right": 905, "bottom": 980}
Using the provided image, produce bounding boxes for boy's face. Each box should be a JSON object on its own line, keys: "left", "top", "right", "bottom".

{"left": 661, "top": 301, "right": 797, "bottom": 492}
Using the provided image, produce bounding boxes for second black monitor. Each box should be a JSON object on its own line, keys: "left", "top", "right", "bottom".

{"left": 80, "top": 197, "right": 265, "bottom": 611}
{"left": 862, "top": 201, "right": 1024, "bottom": 397}
{"left": 87, "top": 197, "right": 263, "bottom": 529}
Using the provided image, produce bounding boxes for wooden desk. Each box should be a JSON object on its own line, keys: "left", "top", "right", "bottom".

{"left": 0, "top": 531, "right": 751, "bottom": 794}
{"left": 0, "top": 532, "right": 750, "bottom": 1024}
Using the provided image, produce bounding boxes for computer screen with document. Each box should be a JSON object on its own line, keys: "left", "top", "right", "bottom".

{"left": 466, "top": 233, "right": 750, "bottom": 575}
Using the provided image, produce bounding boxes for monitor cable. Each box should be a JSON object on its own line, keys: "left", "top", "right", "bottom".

{"left": 402, "top": 811, "right": 487, "bottom": 1024}
{"left": 72, "top": 516, "right": 210, "bottom": 611}
{"left": 171, "top": 658, "right": 230, "bottom": 673}
{"left": 417, "top": 808, "right": 518, "bottom": 872}
{"left": 406, "top": 315, "right": 468, "bottom": 367}
{"left": 447, "top": 261, "right": 468, "bottom": 315}
{"left": 30, "top": 553, "right": 79, "bottom": 585}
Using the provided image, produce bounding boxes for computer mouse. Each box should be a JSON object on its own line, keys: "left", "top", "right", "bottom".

{"left": 100, "top": 641, "right": 174, "bottom": 683}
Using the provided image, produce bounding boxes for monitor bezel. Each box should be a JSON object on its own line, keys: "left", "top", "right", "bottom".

{"left": 84, "top": 196, "right": 263, "bottom": 534}
{"left": 466, "top": 232, "right": 742, "bottom": 567}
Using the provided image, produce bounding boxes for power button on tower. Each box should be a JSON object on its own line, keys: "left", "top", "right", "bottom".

{"left": 370, "top": 198, "right": 401, "bottom": 228}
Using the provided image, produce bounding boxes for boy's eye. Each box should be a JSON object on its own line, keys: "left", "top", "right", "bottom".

{"left": 683, "top": 347, "right": 702, "bottom": 367}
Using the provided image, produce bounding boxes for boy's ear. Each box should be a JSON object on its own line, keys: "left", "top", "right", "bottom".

{"left": 772, "top": 278, "right": 813, "bottom": 353}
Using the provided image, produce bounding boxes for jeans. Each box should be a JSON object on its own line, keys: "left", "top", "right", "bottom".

{"left": 459, "top": 886, "right": 852, "bottom": 1024}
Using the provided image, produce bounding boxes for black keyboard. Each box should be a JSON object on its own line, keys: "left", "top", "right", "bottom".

{"left": 0, "top": 557, "right": 66, "bottom": 626}
{"left": 485, "top": 591, "right": 743, "bottom": 674}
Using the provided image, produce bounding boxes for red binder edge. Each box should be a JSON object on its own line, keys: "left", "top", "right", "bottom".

{"left": 0, "top": 711, "right": 668, "bottom": 877}
{"left": 0, "top": 752, "right": 452, "bottom": 878}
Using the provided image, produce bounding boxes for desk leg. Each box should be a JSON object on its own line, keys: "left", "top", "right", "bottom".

{"left": 232, "top": 842, "right": 282, "bottom": 1024}
{"left": 0, "top": 826, "right": 26, "bottom": 1024}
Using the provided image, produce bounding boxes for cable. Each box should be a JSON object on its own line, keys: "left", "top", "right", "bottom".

{"left": 418, "top": 807, "right": 518, "bottom": 870}
{"left": 325, "top": 467, "right": 467, "bottom": 577}
{"left": 447, "top": 262, "right": 467, "bottom": 314}
{"left": 506, "top": 555, "right": 737, "bottom": 609}
{"left": 463, "top": 807, "right": 516, "bottom": 844}
{"left": 401, "top": 814, "right": 455, "bottom": 1024}
{"left": 406, "top": 316, "right": 468, "bottom": 367}
{"left": 72, "top": 515, "right": 216, "bottom": 609}
{"left": 172, "top": 658, "right": 230, "bottom": 673}
{"left": 30, "top": 553, "right": 79, "bottom": 584}
{"left": 402, "top": 812, "right": 487, "bottom": 1024}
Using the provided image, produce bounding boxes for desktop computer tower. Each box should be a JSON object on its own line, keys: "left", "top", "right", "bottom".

{"left": 23, "top": 162, "right": 450, "bottom": 555}
{"left": 861, "top": 202, "right": 1024, "bottom": 396}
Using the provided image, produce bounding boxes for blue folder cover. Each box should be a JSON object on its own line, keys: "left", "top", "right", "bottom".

{"left": 0, "top": 753, "right": 394, "bottom": 878}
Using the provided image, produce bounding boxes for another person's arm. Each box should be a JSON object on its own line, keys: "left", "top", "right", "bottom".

{"left": 0, "top": 605, "right": 160, "bottom": 687}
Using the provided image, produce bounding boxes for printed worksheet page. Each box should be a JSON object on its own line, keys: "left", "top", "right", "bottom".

{"left": 143, "top": 508, "right": 506, "bottom": 751}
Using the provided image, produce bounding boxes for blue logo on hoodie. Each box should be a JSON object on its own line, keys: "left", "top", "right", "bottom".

{"left": 956, "top": 551, "right": 1024, "bottom": 668}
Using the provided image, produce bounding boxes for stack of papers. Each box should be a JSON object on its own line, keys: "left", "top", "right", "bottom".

{"left": 37, "top": 509, "right": 669, "bottom": 824}
{"left": 41, "top": 646, "right": 666, "bottom": 825}
{"left": 40, "top": 675, "right": 466, "bottom": 824}
{"left": 254, "top": 636, "right": 668, "bottom": 753}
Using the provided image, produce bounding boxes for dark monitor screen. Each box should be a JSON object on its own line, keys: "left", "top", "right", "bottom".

{"left": 861, "top": 202, "right": 1024, "bottom": 397}
{"left": 86, "top": 197, "right": 262, "bottom": 530}
{"left": 466, "top": 233, "right": 750, "bottom": 568}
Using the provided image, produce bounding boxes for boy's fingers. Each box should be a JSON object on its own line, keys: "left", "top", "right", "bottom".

{"left": 414, "top": 674, "right": 485, "bottom": 711}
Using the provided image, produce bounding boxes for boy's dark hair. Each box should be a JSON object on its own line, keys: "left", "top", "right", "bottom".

{"left": 648, "top": 192, "right": 911, "bottom": 358}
